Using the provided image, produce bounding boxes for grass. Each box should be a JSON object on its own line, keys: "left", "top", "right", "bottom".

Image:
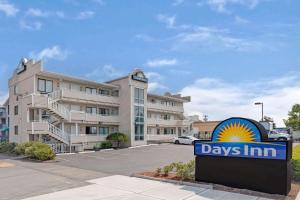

{"left": 292, "top": 144, "right": 300, "bottom": 180}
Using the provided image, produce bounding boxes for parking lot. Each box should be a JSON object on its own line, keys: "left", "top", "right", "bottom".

{"left": 0, "top": 144, "right": 194, "bottom": 200}
{"left": 55, "top": 144, "right": 194, "bottom": 175}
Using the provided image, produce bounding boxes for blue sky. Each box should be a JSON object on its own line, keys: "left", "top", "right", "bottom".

{"left": 0, "top": 0, "right": 300, "bottom": 125}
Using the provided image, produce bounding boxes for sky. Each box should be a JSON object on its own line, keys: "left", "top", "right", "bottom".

{"left": 0, "top": 0, "right": 300, "bottom": 126}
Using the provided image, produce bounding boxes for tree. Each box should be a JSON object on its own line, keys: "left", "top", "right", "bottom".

{"left": 106, "top": 132, "right": 128, "bottom": 148}
{"left": 284, "top": 104, "right": 300, "bottom": 131}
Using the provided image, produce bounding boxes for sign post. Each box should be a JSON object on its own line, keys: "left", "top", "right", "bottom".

{"left": 194, "top": 117, "right": 292, "bottom": 195}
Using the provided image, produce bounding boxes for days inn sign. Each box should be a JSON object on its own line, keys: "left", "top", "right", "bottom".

{"left": 194, "top": 117, "right": 292, "bottom": 195}
{"left": 194, "top": 118, "right": 287, "bottom": 160}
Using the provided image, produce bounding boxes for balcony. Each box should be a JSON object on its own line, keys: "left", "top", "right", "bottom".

{"left": 59, "top": 89, "right": 120, "bottom": 106}
{"left": 147, "top": 102, "right": 184, "bottom": 113}
{"left": 70, "top": 111, "right": 119, "bottom": 124}
{"left": 147, "top": 118, "right": 184, "bottom": 127}
{"left": 26, "top": 121, "right": 49, "bottom": 134}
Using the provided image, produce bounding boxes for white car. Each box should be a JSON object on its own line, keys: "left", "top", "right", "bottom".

{"left": 268, "top": 130, "right": 292, "bottom": 141}
{"left": 173, "top": 136, "right": 198, "bottom": 145}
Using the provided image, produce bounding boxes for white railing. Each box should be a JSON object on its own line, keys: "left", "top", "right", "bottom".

{"left": 47, "top": 97, "right": 70, "bottom": 121}
{"left": 48, "top": 123, "right": 70, "bottom": 145}
{"left": 48, "top": 90, "right": 62, "bottom": 101}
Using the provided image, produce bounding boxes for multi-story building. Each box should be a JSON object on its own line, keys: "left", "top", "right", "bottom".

{"left": 192, "top": 120, "right": 220, "bottom": 139}
{"left": 7, "top": 58, "right": 191, "bottom": 152}
{"left": 0, "top": 104, "right": 8, "bottom": 142}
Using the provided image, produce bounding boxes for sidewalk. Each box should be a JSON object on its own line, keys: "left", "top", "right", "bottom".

{"left": 23, "top": 175, "right": 272, "bottom": 200}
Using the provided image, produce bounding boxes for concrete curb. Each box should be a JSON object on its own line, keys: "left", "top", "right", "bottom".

{"left": 132, "top": 174, "right": 213, "bottom": 190}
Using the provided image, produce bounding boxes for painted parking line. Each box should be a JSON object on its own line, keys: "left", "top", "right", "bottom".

{"left": 78, "top": 151, "right": 96, "bottom": 154}
{"left": 56, "top": 153, "right": 76, "bottom": 156}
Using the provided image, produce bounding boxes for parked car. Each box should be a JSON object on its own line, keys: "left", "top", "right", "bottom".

{"left": 173, "top": 136, "right": 198, "bottom": 145}
{"left": 268, "top": 130, "right": 292, "bottom": 141}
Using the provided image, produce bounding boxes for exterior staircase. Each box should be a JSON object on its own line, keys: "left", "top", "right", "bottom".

{"left": 47, "top": 97, "right": 70, "bottom": 121}
{"left": 47, "top": 123, "right": 70, "bottom": 145}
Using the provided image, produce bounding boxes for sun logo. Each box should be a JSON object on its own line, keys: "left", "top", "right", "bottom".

{"left": 216, "top": 122, "right": 256, "bottom": 142}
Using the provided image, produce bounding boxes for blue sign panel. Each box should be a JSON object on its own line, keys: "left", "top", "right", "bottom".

{"left": 195, "top": 141, "right": 287, "bottom": 160}
{"left": 194, "top": 118, "right": 287, "bottom": 160}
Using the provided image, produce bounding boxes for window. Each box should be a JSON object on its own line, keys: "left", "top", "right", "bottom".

{"left": 135, "top": 106, "right": 144, "bottom": 123}
{"left": 135, "top": 124, "right": 144, "bottom": 141}
{"left": 134, "top": 88, "right": 144, "bottom": 104}
{"left": 14, "top": 105, "right": 18, "bottom": 115}
{"left": 99, "top": 127, "right": 109, "bottom": 135}
{"left": 86, "top": 87, "right": 97, "bottom": 95}
{"left": 14, "top": 85, "right": 19, "bottom": 95}
{"left": 164, "top": 128, "right": 175, "bottom": 135}
{"left": 134, "top": 88, "right": 145, "bottom": 141}
{"left": 86, "top": 126, "right": 97, "bottom": 134}
{"left": 38, "top": 79, "right": 53, "bottom": 93}
{"left": 14, "top": 125, "right": 18, "bottom": 135}
{"left": 163, "top": 114, "right": 171, "bottom": 120}
{"left": 86, "top": 107, "right": 97, "bottom": 114}
{"left": 99, "top": 89, "right": 110, "bottom": 96}
{"left": 99, "top": 108, "right": 109, "bottom": 115}
{"left": 111, "top": 90, "right": 119, "bottom": 97}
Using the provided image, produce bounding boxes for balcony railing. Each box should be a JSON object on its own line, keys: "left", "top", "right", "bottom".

{"left": 70, "top": 111, "right": 119, "bottom": 124}
{"left": 57, "top": 89, "right": 120, "bottom": 105}
{"left": 147, "top": 102, "right": 184, "bottom": 113}
{"left": 147, "top": 118, "right": 185, "bottom": 126}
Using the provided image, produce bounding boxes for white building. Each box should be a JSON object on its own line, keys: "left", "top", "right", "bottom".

{"left": 7, "top": 58, "right": 191, "bottom": 152}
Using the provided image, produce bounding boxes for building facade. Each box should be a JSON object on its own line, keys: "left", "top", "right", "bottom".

{"left": 192, "top": 120, "right": 220, "bottom": 139}
{"left": 0, "top": 105, "right": 8, "bottom": 142}
{"left": 7, "top": 58, "right": 191, "bottom": 152}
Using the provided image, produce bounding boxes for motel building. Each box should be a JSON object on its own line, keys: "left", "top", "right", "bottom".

{"left": 6, "top": 58, "right": 191, "bottom": 152}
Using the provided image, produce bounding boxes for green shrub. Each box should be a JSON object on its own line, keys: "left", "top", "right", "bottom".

{"left": 163, "top": 165, "right": 173, "bottom": 176}
{"left": 106, "top": 132, "right": 128, "bottom": 148}
{"left": 101, "top": 141, "right": 112, "bottom": 149}
{"left": 15, "top": 142, "right": 35, "bottom": 155}
{"left": 174, "top": 160, "right": 195, "bottom": 180}
{"left": 292, "top": 145, "right": 300, "bottom": 180}
{"left": 24, "top": 142, "right": 55, "bottom": 161}
{"left": 0, "top": 142, "right": 17, "bottom": 154}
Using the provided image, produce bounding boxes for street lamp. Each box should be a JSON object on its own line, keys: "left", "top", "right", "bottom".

{"left": 254, "top": 102, "right": 264, "bottom": 122}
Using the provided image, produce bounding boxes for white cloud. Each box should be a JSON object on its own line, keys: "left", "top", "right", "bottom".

{"left": 145, "top": 72, "right": 164, "bottom": 81}
{"left": 26, "top": 8, "right": 48, "bottom": 17}
{"left": 174, "top": 26, "right": 267, "bottom": 52}
{"left": 19, "top": 20, "right": 42, "bottom": 31}
{"left": 77, "top": 11, "right": 95, "bottom": 20}
{"left": 180, "top": 73, "right": 300, "bottom": 126}
{"left": 0, "top": 0, "right": 18, "bottom": 16}
{"left": 146, "top": 58, "right": 178, "bottom": 67}
{"left": 148, "top": 82, "right": 168, "bottom": 92}
{"left": 205, "top": 0, "right": 265, "bottom": 13}
{"left": 157, "top": 14, "right": 176, "bottom": 28}
{"left": 85, "top": 65, "right": 122, "bottom": 81}
{"left": 30, "top": 46, "right": 70, "bottom": 61}
{"left": 25, "top": 8, "right": 65, "bottom": 18}
{"left": 234, "top": 16, "right": 250, "bottom": 24}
